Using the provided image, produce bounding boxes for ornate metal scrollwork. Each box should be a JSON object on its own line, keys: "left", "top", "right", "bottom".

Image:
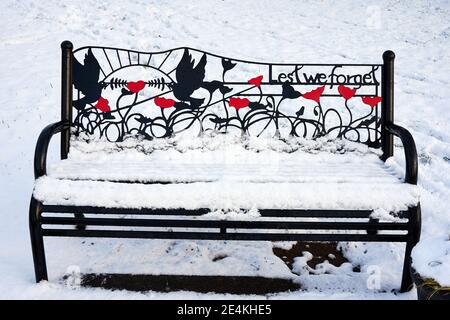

{"left": 71, "top": 46, "right": 383, "bottom": 147}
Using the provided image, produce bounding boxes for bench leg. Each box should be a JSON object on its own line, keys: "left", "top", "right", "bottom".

{"left": 75, "top": 213, "right": 86, "bottom": 230}
{"left": 29, "top": 197, "right": 48, "bottom": 282}
{"left": 400, "top": 204, "right": 421, "bottom": 292}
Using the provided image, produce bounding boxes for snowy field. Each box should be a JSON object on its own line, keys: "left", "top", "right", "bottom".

{"left": 0, "top": 0, "right": 449, "bottom": 299}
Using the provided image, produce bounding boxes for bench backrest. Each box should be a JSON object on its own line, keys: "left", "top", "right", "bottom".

{"left": 61, "top": 41, "right": 395, "bottom": 157}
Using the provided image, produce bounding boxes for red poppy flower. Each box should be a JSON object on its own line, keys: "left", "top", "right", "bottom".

{"left": 338, "top": 85, "right": 357, "bottom": 100}
{"left": 248, "top": 75, "right": 263, "bottom": 87}
{"left": 127, "top": 80, "right": 146, "bottom": 93}
{"left": 95, "top": 97, "right": 110, "bottom": 112}
{"left": 302, "top": 86, "right": 326, "bottom": 103}
{"left": 361, "top": 96, "right": 382, "bottom": 108}
{"left": 154, "top": 97, "right": 175, "bottom": 108}
{"left": 229, "top": 97, "right": 249, "bottom": 110}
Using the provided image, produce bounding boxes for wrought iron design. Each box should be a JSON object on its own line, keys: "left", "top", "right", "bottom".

{"left": 72, "top": 46, "right": 383, "bottom": 146}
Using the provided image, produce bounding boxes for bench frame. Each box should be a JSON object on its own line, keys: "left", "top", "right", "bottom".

{"left": 30, "top": 41, "right": 421, "bottom": 292}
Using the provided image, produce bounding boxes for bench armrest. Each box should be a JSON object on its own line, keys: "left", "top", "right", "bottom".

{"left": 386, "top": 123, "right": 418, "bottom": 185}
{"left": 34, "top": 120, "right": 69, "bottom": 179}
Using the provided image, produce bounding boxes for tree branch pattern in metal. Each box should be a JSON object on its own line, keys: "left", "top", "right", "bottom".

{"left": 72, "top": 46, "right": 382, "bottom": 146}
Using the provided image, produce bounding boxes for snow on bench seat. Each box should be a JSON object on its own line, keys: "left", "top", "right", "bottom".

{"left": 33, "top": 136, "right": 420, "bottom": 212}
{"left": 34, "top": 177, "right": 419, "bottom": 212}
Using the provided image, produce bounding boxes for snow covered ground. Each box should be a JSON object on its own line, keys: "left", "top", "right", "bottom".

{"left": 0, "top": 0, "right": 449, "bottom": 299}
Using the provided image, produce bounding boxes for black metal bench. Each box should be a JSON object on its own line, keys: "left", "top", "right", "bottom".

{"left": 30, "top": 40, "right": 420, "bottom": 292}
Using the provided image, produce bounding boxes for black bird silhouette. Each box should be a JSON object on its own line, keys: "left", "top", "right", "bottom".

{"left": 172, "top": 49, "right": 207, "bottom": 109}
{"left": 73, "top": 49, "right": 103, "bottom": 110}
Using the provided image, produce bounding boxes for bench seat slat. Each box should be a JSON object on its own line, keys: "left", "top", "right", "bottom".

{"left": 42, "top": 229, "right": 408, "bottom": 242}
{"left": 40, "top": 217, "right": 410, "bottom": 230}
{"left": 42, "top": 206, "right": 376, "bottom": 218}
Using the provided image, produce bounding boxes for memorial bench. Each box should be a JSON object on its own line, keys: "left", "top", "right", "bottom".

{"left": 30, "top": 41, "right": 421, "bottom": 292}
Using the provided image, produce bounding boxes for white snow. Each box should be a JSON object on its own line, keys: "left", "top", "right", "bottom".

{"left": 1, "top": 0, "right": 449, "bottom": 299}
{"left": 36, "top": 135, "right": 419, "bottom": 211}
{"left": 49, "top": 135, "right": 398, "bottom": 185}
{"left": 34, "top": 176, "right": 419, "bottom": 211}
{"left": 411, "top": 236, "right": 450, "bottom": 286}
